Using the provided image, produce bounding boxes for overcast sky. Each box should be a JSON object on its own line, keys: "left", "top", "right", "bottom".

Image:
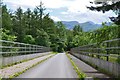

{"left": 3, "top": 0, "right": 117, "bottom": 24}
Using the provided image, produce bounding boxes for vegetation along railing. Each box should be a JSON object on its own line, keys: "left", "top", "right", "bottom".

{"left": 0, "top": 40, "right": 51, "bottom": 68}
{"left": 70, "top": 38, "right": 120, "bottom": 77}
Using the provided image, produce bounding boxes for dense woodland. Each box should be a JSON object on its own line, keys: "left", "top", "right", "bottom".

{"left": 1, "top": 1, "right": 120, "bottom": 52}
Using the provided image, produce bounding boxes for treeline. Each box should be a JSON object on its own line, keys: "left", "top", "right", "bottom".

{"left": 1, "top": 2, "right": 120, "bottom": 52}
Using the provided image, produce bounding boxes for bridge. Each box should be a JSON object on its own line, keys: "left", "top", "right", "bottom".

{"left": 0, "top": 39, "right": 120, "bottom": 79}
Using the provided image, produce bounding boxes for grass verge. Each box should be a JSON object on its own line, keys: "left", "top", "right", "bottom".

{"left": 66, "top": 53, "right": 86, "bottom": 79}
{"left": 51, "top": 52, "right": 58, "bottom": 54}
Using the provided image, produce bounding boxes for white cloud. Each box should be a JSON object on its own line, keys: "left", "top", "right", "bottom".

{"left": 45, "top": 9, "right": 53, "bottom": 13}
{"left": 68, "top": 0, "right": 92, "bottom": 13}
{"left": 3, "top": 0, "right": 117, "bottom": 23}
{"left": 59, "top": 10, "right": 116, "bottom": 24}
{"left": 61, "top": 12, "right": 69, "bottom": 15}
{"left": 3, "top": 0, "right": 93, "bottom": 10}
{"left": 3, "top": 0, "right": 73, "bottom": 9}
{"left": 50, "top": 16, "right": 61, "bottom": 21}
{"left": 42, "top": 0, "right": 73, "bottom": 8}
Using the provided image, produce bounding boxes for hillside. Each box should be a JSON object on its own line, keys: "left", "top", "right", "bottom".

{"left": 61, "top": 21, "right": 102, "bottom": 31}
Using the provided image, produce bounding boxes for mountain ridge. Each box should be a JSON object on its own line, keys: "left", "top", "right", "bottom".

{"left": 61, "top": 21, "right": 102, "bottom": 31}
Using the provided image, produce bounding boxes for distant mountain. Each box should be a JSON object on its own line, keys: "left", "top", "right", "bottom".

{"left": 61, "top": 21, "right": 102, "bottom": 31}
{"left": 80, "top": 21, "right": 101, "bottom": 31}
{"left": 62, "top": 21, "right": 80, "bottom": 30}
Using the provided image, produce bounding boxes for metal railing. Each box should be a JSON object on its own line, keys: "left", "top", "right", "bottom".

{"left": 0, "top": 40, "right": 51, "bottom": 57}
{"left": 70, "top": 38, "right": 120, "bottom": 77}
{"left": 0, "top": 40, "right": 51, "bottom": 68}
{"left": 71, "top": 38, "right": 120, "bottom": 63}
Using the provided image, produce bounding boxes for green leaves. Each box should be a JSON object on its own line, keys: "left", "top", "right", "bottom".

{"left": 88, "top": 1, "right": 120, "bottom": 25}
{"left": 36, "top": 29, "right": 50, "bottom": 47}
{"left": 23, "top": 35, "right": 35, "bottom": 44}
{"left": 1, "top": 1, "right": 120, "bottom": 53}
{"left": 1, "top": 28, "right": 17, "bottom": 41}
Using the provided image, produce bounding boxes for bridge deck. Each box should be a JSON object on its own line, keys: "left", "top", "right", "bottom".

{"left": 69, "top": 54, "right": 109, "bottom": 78}
{"left": 0, "top": 53, "right": 110, "bottom": 78}
{"left": 17, "top": 53, "right": 78, "bottom": 78}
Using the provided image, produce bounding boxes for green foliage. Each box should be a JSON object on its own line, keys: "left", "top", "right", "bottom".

{"left": 2, "top": 5, "right": 12, "bottom": 30}
{"left": 88, "top": 1, "right": 120, "bottom": 25}
{"left": 116, "top": 57, "right": 120, "bottom": 63}
{"left": 1, "top": 28, "right": 16, "bottom": 41}
{"left": 23, "top": 35, "right": 35, "bottom": 44}
{"left": 73, "top": 25, "right": 82, "bottom": 35}
{"left": 36, "top": 29, "right": 50, "bottom": 47}
{"left": 1, "top": 2, "right": 120, "bottom": 53}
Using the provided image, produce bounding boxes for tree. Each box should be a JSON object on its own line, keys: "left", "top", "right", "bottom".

{"left": 2, "top": 5, "right": 12, "bottom": 31}
{"left": 42, "top": 13, "right": 56, "bottom": 34}
{"left": 1, "top": 28, "right": 16, "bottom": 41}
{"left": 55, "top": 22, "right": 67, "bottom": 52}
{"left": 36, "top": 29, "right": 50, "bottom": 47}
{"left": 73, "top": 25, "right": 83, "bottom": 36}
{"left": 12, "top": 7, "right": 26, "bottom": 42}
{"left": 87, "top": 0, "right": 120, "bottom": 43}
{"left": 24, "top": 8, "right": 32, "bottom": 35}
{"left": 87, "top": 0, "right": 120, "bottom": 25}
{"left": 23, "top": 35, "right": 35, "bottom": 44}
{"left": 36, "top": 1, "right": 46, "bottom": 29}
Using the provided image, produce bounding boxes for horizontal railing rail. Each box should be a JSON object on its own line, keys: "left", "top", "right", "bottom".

{"left": 71, "top": 38, "right": 120, "bottom": 62}
{"left": 0, "top": 40, "right": 51, "bottom": 56}
{"left": 70, "top": 38, "right": 120, "bottom": 77}
{"left": 0, "top": 40, "right": 51, "bottom": 68}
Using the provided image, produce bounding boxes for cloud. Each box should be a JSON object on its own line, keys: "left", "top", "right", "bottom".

{"left": 68, "top": 0, "right": 92, "bottom": 13}
{"left": 3, "top": 0, "right": 117, "bottom": 23}
{"left": 61, "top": 12, "right": 69, "bottom": 15}
{"left": 59, "top": 10, "right": 116, "bottom": 23}
{"left": 3, "top": 0, "right": 73, "bottom": 9}
{"left": 50, "top": 16, "right": 61, "bottom": 21}
{"left": 3, "top": 0, "right": 93, "bottom": 10}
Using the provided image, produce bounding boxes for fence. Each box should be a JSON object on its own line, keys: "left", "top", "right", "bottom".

{"left": 70, "top": 38, "right": 120, "bottom": 77}
{"left": 0, "top": 40, "right": 51, "bottom": 67}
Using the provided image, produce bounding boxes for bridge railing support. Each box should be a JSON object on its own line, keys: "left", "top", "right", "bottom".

{"left": 70, "top": 38, "right": 120, "bottom": 77}
{"left": 0, "top": 40, "right": 51, "bottom": 68}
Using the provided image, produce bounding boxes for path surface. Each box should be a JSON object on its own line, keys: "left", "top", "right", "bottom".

{"left": 17, "top": 53, "right": 78, "bottom": 78}
{"left": 69, "top": 54, "right": 109, "bottom": 78}
{"left": 0, "top": 53, "right": 54, "bottom": 78}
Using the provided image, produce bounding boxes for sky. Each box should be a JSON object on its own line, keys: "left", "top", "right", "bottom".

{"left": 3, "top": 0, "right": 117, "bottom": 24}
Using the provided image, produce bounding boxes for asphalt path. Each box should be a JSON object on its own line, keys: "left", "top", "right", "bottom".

{"left": 17, "top": 53, "right": 78, "bottom": 78}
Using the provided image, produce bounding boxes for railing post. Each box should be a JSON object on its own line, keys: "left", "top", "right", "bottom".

{"left": 35, "top": 46, "right": 36, "bottom": 53}
{"left": 0, "top": 53, "right": 3, "bottom": 68}
{"left": 97, "top": 48, "right": 100, "bottom": 59}
{"left": 106, "top": 42, "right": 109, "bottom": 61}
{"left": 0, "top": 41, "right": 3, "bottom": 68}
{"left": 29, "top": 44, "right": 31, "bottom": 54}
{"left": 25, "top": 44, "right": 27, "bottom": 55}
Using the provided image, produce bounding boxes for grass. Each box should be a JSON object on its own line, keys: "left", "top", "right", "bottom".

{"left": 66, "top": 53, "right": 86, "bottom": 79}
{"left": 89, "top": 54, "right": 119, "bottom": 63}
{"left": 0, "top": 77, "right": 1, "bottom": 80}
{"left": 8, "top": 54, "right": 55, "bottom": 78}
{"left": 51, "top": 52, "right": 58, "bottom": 54}
{"left": 100, "top": 56, "right": 118, "bottom": 62}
